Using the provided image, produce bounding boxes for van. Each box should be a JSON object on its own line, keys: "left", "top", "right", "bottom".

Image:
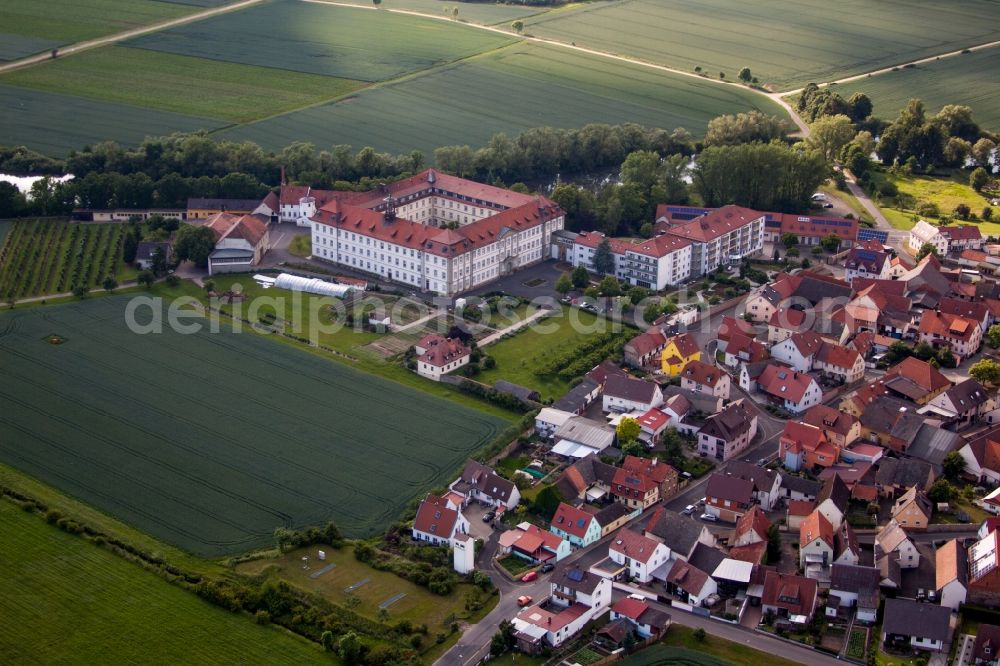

{"left": 682, "top": 505, "right": 696, "bottom": 515}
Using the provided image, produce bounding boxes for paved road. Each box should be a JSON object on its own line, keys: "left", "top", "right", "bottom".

{"left": 0, "top": 0, "right": 264, "bottom": 75}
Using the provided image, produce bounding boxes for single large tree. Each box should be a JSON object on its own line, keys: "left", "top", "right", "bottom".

{"left": 617, "top": 417, "right": 641, "bottom": 444}
{"left": 915, "top": 242, "right": 940, "bottom": 262}
{"left": 593, "top": 239, "right": 615, "bottom": 275}
{"left": 571, "top": 264, "right": 590, "bottom": 288}
{"left": 555, "top": 272, "right": 573, "bottom": 295}
{"left": 971, "top": 358, "right": 1000, "bottom": 386}
{"left": 807, "top": 115, "right": 856, "bottom": 162}
{"left": 173, "top": 224, "right": 217, "bottom": 268}
{"left": 942, "top": 451, "right": 966, "bottom": 480}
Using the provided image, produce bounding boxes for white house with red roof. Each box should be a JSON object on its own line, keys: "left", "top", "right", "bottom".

{"left": 308, "top": 169, "right": 564, "bottom": 296}
{"left": 680, "top": 359, "right": 731, "bottom": 399}
{"left": 663, "top": 205, "right": 766, "bottom": 276}
{"left": 412, "top": 494, "right": 469, "bottom": 547}
{"left": 917, "top": 309, "right": 983, "bottom": 362}
{"left": 513, "top": 566, "right": 611, "bottom": 654}
{"left": 609, "top": 597, "right": 672, "bottom": 639}
{"left": 770, "top": 331, "right": 824, "bottom": 373}
{"left": 608, "top": 529, "right": 671, "bottom": 583}
{"left": 550, "top": 502, "right": 602, "bottom": 548}
{"left": 499, "top": 523, "right": 571, "bottom": 564}
{"left": 414, "top": 334, "right": 471, "bottom": 381}
{"left": 203, "top": 212, "right": 271, "bottom": 275}
{"left": 756, "top": 364, "right": 822, "bottom": 414}
{"left": 635, "top": 407, "right": 670, "bottom": 444}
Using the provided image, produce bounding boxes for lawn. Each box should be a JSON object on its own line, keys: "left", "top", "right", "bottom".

{"left": 127, "top": 0, "right": 516, "bottom": 81}
{"left": 476, "top": 305, "right": 620, "bottom": 402}
{"left": 877, "top": 171, "right": 1000, "bottom": 234}
{"left": 0, "top": 0, "right": 195, "bottom": 57}
{"left": 0, "top": 46, "right": 366, "bottom": 123}
{"left": 0, "top": 295, "right": 507, "bottom": 555}
{"left": 333, "top": 0, "right": 549, "bottom": 24}
{"left": 288, "top": 234, "right": 312, "bottom": 257}
{"left": 835, "top": 46, "right": 1000, "bottom": 133}
{"left": 0, "top": 219, "right": 135, "bottom": 299}
{"left": 524, "top": 0, "right": 1000, "bottom": 90}
{"left": 0, "top": 83, "right": 223, "bottom": 157}
{"left": 223, "top": 41, "right": 786, "bottom": 155}
{"left": 0, "top": 499, "right": 331, "bottom": 664}
{"left": 239, "top": 544, "right": 496, "bottom": 651}
{"left": 624, "top": 626, "right": 803, "bottom": 666}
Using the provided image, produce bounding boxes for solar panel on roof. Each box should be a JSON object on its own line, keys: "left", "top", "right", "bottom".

{"left": 577, "top": 518, "right": 586, "bottom": 528}
{"left": 567, "top": 568, "right": 584, "bottom": 581}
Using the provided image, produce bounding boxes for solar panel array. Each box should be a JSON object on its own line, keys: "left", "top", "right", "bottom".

{"left": 858, "top": 228, "right": 889, "bottom": 243}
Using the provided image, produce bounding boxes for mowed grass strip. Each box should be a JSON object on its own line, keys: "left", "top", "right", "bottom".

{"left": 221, "top": 42, "right": 786, "bottom": 154}
{"left": 0, "top": 0, "right": 194, "bottom": 45}
{"left": 0, "top": 297, "right": 507, "bottom": 556}
{"left": 834, "top": 47, "right": 1000, "bottom": 133}
{"left": 128, "top": 0, "right": 516, "bottom": 81}
{"left": 524, "top": 0, "right": 1000, "bottom": 90}
{"left": 1, "top": 46, "right": 366, "bottom": 123}
{"left": 0, "top": 501, "right": 331, "bottom": 665}
{"left": 0, "top": 83, "right": 222, "bottom": 157}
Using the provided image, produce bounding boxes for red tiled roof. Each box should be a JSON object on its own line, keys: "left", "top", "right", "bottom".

{"left": 413, "top": 494, "right": 459, "bottom": 538}
{"left": 681, "top": 360, "right": 724, "bottom": 387}
{"left": 611, "top": 597, "right": 649, "bottom": 621}
{"left": 621, "top": 455, "right": 677, "bottom": 486}
{"left": 758, "top": 364, "right": 815, "bottom": 403}
{"left": 728, "top": 541, "right": 767, "bottom": 564}
{"left": 667, "top": 332, "right": 701, "bottom": 358}
{"left": 735, "top": 506, "right": 771, "bottom": 540}
{"left": 613, "top": 467, "right": 657, "bottom": 499}
{"left": 800, "top": 510, "right": 834, "bottom": 548}
{"left": 637, "top": 408, "right": 669, "bottom": 432}
{"left": 418, "top": 337, "right": 470, "bottom": 367}
{"left": 610, "top": 529, "right": 663, "bottom": 565}
{"left": 726, "top": 332, "right": 768, "bottom": 362}
{"left": 574, "top": 230, "right": 690, "bottom": 257}
{"left": 774, "top": 212, "right": 858, "bottom": 241}
{"left": 762, "top": 571, "right": 818, "bottom": 616}
{"left": 885, "top": 356, "right": 952, "bottom": 393}
{"left": 939, "top": 224, "right": 983, "bottom": 241}
{"left": 627, "top": 329, "right": 667, "bottom": 358}
{"left": 815, "top": 342, "right": 861, "bottom": 370}
{"left": 803, "top": 405, "right": 857, "bottom": 437}
{"left": 788, "top": 500, "right": 816, "bottom": 516}
{"left": 769, "top": 308, "right": 808, "bottom": 331}
{"left": 551, "top": 503, "right": 596, "bottom": 539}
{"left": 667, "top": 205, "right": 763, "bottom": 242}
{"left": 918, "top": 310, "right": 979, "bottom": 342}
{"left": 718, "top": 316, "right": 756, "bottom": 342}
{"left": 204, "top": 211, "right": 268, "bottom": 247}
{"left": 781, "top": 421, "right": 827, "bottom": 454}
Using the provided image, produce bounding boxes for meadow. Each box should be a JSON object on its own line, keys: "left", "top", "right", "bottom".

{"left": 0, "top": 219, "right": 136, "bottom": 300}
{"left": 128, "top": 0, "right": 516, "bottom": 81}
{"left": 0, "top": 296, "right": 507, "bottom": 555}
{"left": 0, "top": 83, "right": 222, "bottom": 157}
{"left": 878, "top": 171, "right": 1000, "bottom": 234}
{"left": 222, "top": 42, "right": 787, "bottom": 154}
{"left": 523, "top": 0, "right": 1000, "bottom": 90}
{"left": 0, "top": 500, "right": 330, "bottom": 664}
{"left": 834, "top": 47, "right": 1000, "bottom": 132}
{"left": 0, "top": 46, "right": 366, "bottom": 123}
{"left": 0, "top": 0, "right": 197, "bottom": 59}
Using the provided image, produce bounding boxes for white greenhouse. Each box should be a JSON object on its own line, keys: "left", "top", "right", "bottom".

{"left": 272, "top": 273, "right": 355, "bottom": 298}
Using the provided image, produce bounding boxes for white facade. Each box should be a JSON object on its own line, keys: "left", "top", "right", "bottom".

{"left": 416, "top": 352, "right": 469, "bottom": 381}
{"left": 939, "top": 578, "right": 967, "bottom": 611}
{"left": 602, "top": 386, "right": 664, "bottom": 414}
{"left": 908, "top": 220, "right": 948, "bottom": 256}
{"left": 570, "top": 234, "right": 692, "bottom": 290}
{"left": 608, "top": 540, "right": 670, "bottom": 584}
{"left": 770, "top": 338, "right": 815, "bottom": 373}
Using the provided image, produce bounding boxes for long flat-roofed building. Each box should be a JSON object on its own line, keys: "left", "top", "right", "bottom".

{"left": 304, "top": 169, "right": 564, "bottom": 295}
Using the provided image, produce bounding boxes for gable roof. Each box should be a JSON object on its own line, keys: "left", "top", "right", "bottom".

{"left": 644, "top": 507, "right": 706, "bottom": 556}
{"left": 718, "top": 316, "right": 757, "bottom": 342}
{"left": 666, "top": 204, "right": 763, "bottom": 242}
{"left": 800, "top": 509, "right": 834, "bottom": 549}
{"left": 666, "top": 332, "right": 701, "bottom": 358}
{"left": 724, "top": 460, "right": 779, "bottom": 492}
{"left": 939, "top": 224, "right": 983, "bottom": 241}
{"left": 621, "top": 455, "right": 677, "bottom": 486}
{"left": 706, "top": 473, "right": 754, "bottom": 504}
{"left": 892, "top": 487, "right": 932, "bottom": 520}
{"left": 203, "top": 211, "right": 268, "bottom": 247}
{"left": 885, "top": 357, "right": 952, "bottom": 397}
{"left": 665, "top": 558, "right": 712, "bottom": 596}
{"left": 938, "top": 378, "right": 991, "bottom": 413}
{"left": 815, "top": 342, "right": 862, "bottom": 370}
{"left": 919, "top": 309, "right": 980, "bottom": 343}
{"left": 936, "top": 538, "right": 969, "bottom": 591}
{"left": 680, "top": 360, "right": 725, "bottom": 388}
{"left": 735, "top": 506, "right": 771, "bottom": 541}
{"left": 784, "top": 331, "right": 824, "bottom": 357}
{"left": 882, "top": 598, "right": 952, "bottom": 642}
{"left": 604, "top": 374, "right": 659, "bottom": 403}
{"left": 609, "top": 529, "right": 663, "bottom": 565}
{"left": 757, "top": 364, "right": 816, "bottom": 403}
{"left": 762, "top": 570, "right": 818, "bottom": 615}
{"left": 612, "top": 467, "right": 658, "bottom": 499}
{"left": 875, "top": 456, "right": 935, "bottom": 490}
{"left": 875, "top": 520, "right": 912, "bottom": 556}
{"left": 413, "top": 494, "right": 460, "bottom": 538}
{"left": 973, "top": 625, "right": 1000, "bottom": 663}
{"left": 551, "top": 503, "right": 597, "bottom": 539}
{"left": 626, "top": 328, "right": 668, "bottom": 359}
{"left": 818, "top": 475, "right": 851, "bottom": 513}
{"left": 611, "top": 597, "right": 648, "bottom": 622}
{"left": 831, "top": 563, "right": 880, "bottom": 595}
{"left": 459, "top": 460, "right": 516, "bottom": 503}
{"left": 803, "top": 404, "right": 857, "bottom": 437}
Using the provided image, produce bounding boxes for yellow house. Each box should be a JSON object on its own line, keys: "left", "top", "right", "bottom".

{"left": 661, "top": 333, "right": 701, "bottom": 376}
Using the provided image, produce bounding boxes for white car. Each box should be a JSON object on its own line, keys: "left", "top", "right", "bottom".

{"left": 700, "top": 513, "right": 718, "bottom": 522}
{"left": 811, "top": 193, "right": 826, "bottom": 201}
{"left": 682, "top": 505, "right": 696, "bottom": 515}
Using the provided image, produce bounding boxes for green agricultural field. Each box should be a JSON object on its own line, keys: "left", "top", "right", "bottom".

{"left": 524, "top": 0, "right": 1000, "bottom": 90}
{"left": 0, "top": 83, "right": 223, "bottom": 157}
{"left": 128, "top": 0, "right": 515, "bottom": 81}
{"left": 835, "top": 47, "right": 1000, "bottom": 132}
{"left": 0, "top": 46, "right": 366, "bottom": 123}
{"left": 0, "top": 500, "right": 330, "bottom": 665}
{"left": 222, "top": 42, "right": 786, "bottom": 154}
{"left": 333, "top": 0, "right": 548, "bottom": 24}
{"left": 622, "top": 627, "right": 803, "bottom": 666}
{"left": 0, "top": 0, "right": 195, "bottom": 59}
{"left": 0, "top": 219, "right": 134, "bottom": 300}
{"left": 0, "top": 296, "right": 507, "bottom": 555}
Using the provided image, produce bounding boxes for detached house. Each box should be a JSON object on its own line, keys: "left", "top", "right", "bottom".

{"left": 961, "top": 427, "right": 1000, "bottom": 485}
{"left": 803, "top": 405, "right": 861, "bottom": 450}
{"left": 882, "top": 598, "right": 952, "bottom": 652}
{"left": 799, "top": 509, "right": 835, "bottom": 573}
{"left": 550, "top": 503, "right": 602, "bottom": 548}
{"left": 922, "top": 378, "right": 994, "bottom": 430}
{"left": 500, "top": 523, "right": 571, "bottom": 564}
{"left": 770, "top": 331, "right": 824, "bottom": 373}
{"left": 780, "top": 421, "right": 838, "bottom": 471}
{"left": 608, "top": 598, "right": 671, "bottom": 639}
{"left": 704, "top": 473, "right": 754, "bottom": 522}
{"left": 680, "top": 360, "right": 731, "bottom": 399}
{"left": 696, "top": 399, "right": 758, "bottom": 461}
{"left": 723, "top": 332, "right": 769, "bottom": 368}
{"left": 665, "top": 559, "right": 718, "bottom": 606}
{"left": 918, "top": 309, "right": 983, "bottom": 362}
{"left": 603, "top": 375, "right": 663, "bottom": 413}
{"left": 608, "top": 529, "right": 670, "bottom": 584}
{"left": 412, "top": 494, "right": 469, "bottom": 546}
{"left": 756, "top": 364, "right": 822, "bottom": 414}
{"left": 828, "top": 564, "right": 880, "bottom": 623}
{"left": 843, "top": 240, "right": 893, "bottom": 284}
{"left": 815, "top": 342, "right": 866, "bottom": 384}
{"left": 660, "top": 333, "right": 701, "bottom": 376}
{"left": 513, "top": 567, "right": 611, "bottom": 654}
{"left": 762, "top": 571, "right": 818, "bottom": 623}
{"left": 416, "top": 335, "right": 471, "bottom": 381}
{"left": 875, "top": 520, "right": 920, "bottom": 570}
{"left": 450, "top": 460, "right": 520, "bottom": 511}
{"left": 203, "top": 211, "right": 271, "bottom": 275}
{"left": 611, "top": 466, "right": 659, "bottom": 510}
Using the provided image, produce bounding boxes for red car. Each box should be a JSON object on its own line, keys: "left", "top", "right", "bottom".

{"left": 521, "top": 571, "right": 538, "bottom": 582}
{"left": 517, "top": 595, "right": 533, "bottom": 607}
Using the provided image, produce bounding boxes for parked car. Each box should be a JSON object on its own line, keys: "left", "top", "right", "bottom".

{"left": 682, "top": 505, "right": 696, "bottom": 515}
{"left": 521, "top": 571, "right": 539, "bottom": 582}
{"left": 540, "top": 562, "right": 555, "bottom": 573}
{"left": 700, "top": 513, "right": 718, "bottom": 522}
{"left": 823, "top": 202, "right": 834, "bottom": 208}
{"left": 517, "top": 595, "right": 533, "bottom": 607}
{"left": 482, "top": 510, "right": 496, "bottom": 522}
